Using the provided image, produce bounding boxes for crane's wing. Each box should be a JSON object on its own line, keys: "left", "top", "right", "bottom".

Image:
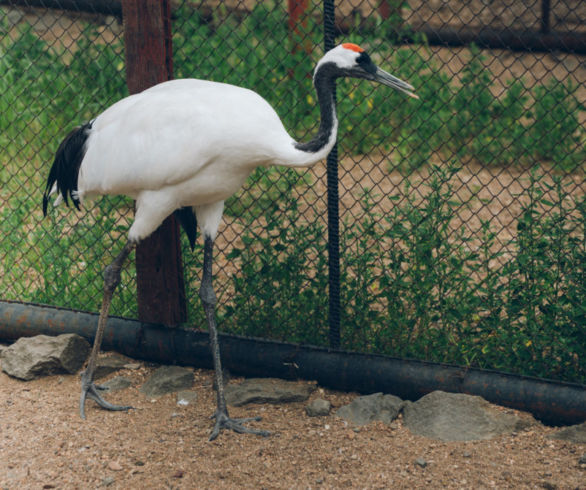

{"left": 77, "top": 79, "right": 293, "bottom": 203}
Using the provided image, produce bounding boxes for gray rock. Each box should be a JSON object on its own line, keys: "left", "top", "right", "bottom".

{"left": 225, "top": 378, "right": 316, "bottom": 407}
{"left": 0, "top": 334, "right": 90, "bottom": 380}
{"left": 336, "top": 393, "right": 404, "bottom": 426}
{"left": 177, "top": 390, "right": 198, "bottom": 405}
{"left": 306, "top": 398, "right": 332, "bottom": 417}
{"left": 414, "top": 458, "right": 428, "bottom": 468}
{"left": 101, "top": 476, "right": 115, "bottom": 487}
{"left": 95, "top": 353, "right": 135, "bottom": 380}
{"left": 403, "top": 391, "right": 538, "bottom": 442}
{"left": 548, "top": 422, "right": 586, "bottom": 444}
{"left": 100, "top": 376, "right": 133, "bottom": 392}
{"left": 139, "top": 366, "right": 194, "bottom": 398}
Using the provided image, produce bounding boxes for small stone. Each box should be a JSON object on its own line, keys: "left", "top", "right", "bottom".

{"left": 414, "top": 458, "right": 428, "bottom": 468}
{"left": 305, "top": 398, "right": 331, "bottom": 417}
{"left": 336, "top": 393, "right": 404, "bottom": 426}
{"left": 124, "top": 363, "right": 141, "bottom": 370}
{"left": 172, "top": 469, "right": 184, "bottom": 478}
{"left": 101, "top": 477, "right": 115, "bottom": 487}
{"left": 107, "top": 461, "right": 123, "bottom": 471}
{"left": 177, "top": 390, "right": 198, "bottom": 406}
{"left": 95, "top": 354, "right": 134, "bottom": 380}
{"left": 100, "top": 376, "right": 132, "bottom": 392}
{"left": 579, "top": 454, "right": 586, "bottom": 465}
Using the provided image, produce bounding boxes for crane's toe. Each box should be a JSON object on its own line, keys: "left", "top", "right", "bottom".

{"left": 79, "top": 370, "right": 132, "bottom": 419}
{"left": 209, "top": 410, "right": 270, "bottom": 441}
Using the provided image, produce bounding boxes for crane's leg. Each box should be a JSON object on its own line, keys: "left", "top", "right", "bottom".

{"left": 79, "top": 241, "right": 135, "bottom": 418}
{"left": 200, "top": 236, "right": 270, "bottom": 441}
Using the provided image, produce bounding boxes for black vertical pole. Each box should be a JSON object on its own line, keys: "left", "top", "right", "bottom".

{"left": 541, "top": 0, "right": 551, "bottom": 34}
{"left": 323, "top": 0, "right": 340, "bottom": 349}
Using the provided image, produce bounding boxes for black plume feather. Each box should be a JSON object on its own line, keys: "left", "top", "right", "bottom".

{"left": 42, "top": 122, "right": 92, "bottom": 216}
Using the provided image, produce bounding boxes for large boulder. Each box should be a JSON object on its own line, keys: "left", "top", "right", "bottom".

{"left": 225, "top": 378, "right": 316, "bottom": 407}
{"left": 548, "top": 421, "right": 586, "bottom": 444}
{"left": 1, "top": 334, "right": 90, "bottom": 380}
{"left": 403, "top": 391, "right": 538, "bottom": 441}
{"left": 139, "top": 365, "right": 195, "bottom": 398}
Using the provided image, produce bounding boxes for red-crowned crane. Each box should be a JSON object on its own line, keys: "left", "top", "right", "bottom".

{"left": 42, "top": 43, "right": 417, "bottom": 440}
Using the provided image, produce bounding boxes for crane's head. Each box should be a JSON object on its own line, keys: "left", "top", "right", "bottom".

{"left": 316, "top": 43, "right": 418, "bottom": 99}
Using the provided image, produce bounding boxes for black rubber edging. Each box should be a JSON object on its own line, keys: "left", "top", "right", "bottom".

{"left": 0, "top": 300, "right": 584, "bottom": 426}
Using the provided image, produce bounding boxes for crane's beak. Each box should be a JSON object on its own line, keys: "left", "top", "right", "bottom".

{"left": 374, "top": 67, "right": 419, "bottom": 99}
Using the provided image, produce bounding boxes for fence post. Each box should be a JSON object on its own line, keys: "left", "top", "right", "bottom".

{"left": 288, "top": 0, "right": 310, "bottom": 53}
{"left": 323, "top": 0, "right": 340, "bottom": 349}
{"left": 121, "top": 0, "right": 187, "bottom": 325}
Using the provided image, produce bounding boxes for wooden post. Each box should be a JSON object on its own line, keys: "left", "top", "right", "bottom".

{"left": 122, "top": 0, "right": 187, "bottom": 325}
{"left": 288, "top": 0, "right": 311, "bottom": 78}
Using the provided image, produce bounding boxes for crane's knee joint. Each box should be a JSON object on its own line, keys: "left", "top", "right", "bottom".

{"left": 103, "top": 263, "right": 122, "bottom": 292}
{"left": 199, "top": 282, "right": 217, "bottom": 307}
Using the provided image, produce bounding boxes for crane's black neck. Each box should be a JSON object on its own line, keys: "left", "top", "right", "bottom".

{"left": 294, "top": 62, "right": 339, "bottom": 154}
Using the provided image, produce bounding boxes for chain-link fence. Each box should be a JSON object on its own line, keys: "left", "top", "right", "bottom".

{"left": 1, "top": 1, "right": 584, "bottom": 383}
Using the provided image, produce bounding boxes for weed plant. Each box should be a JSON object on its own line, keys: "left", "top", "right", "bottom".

{"left": 0, "top": 6, "right": 584, "bottom": 382}
{"left": 224, "top": 166, "right": 585, "bottom": 382}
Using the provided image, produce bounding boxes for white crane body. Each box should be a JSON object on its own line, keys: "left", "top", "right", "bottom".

{"left": 77, "top": 79, "right": 325, "bottom": 241}
{"left": 42, "top": 43, "right": 417, "bottom": 440}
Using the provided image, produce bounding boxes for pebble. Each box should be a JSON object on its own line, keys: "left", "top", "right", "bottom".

{"left": 305, "top": 398, "right": 331, "bottom": 417}
{"left": 101, "top": 477, "right": 115, "bottom": 487}
{"left": 414, "top": 458, "right": 428, "bottom": 468}
{"left": 107, "top": 461, "right": 123, "bottom": 471}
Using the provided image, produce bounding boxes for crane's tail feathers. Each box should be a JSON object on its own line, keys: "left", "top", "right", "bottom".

{"left": 174, "top": 207, "right": 198, "bottom": 251}
{"left": 42, "top": 122, "right": 92, "bottom": 216}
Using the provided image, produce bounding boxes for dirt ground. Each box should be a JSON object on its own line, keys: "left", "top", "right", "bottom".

{"left": 1, "top": 355, "right": 584, "bottom": 490}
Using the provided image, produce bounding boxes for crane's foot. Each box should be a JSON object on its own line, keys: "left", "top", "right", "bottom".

{"left": 79, "top": 370, "right": 132, "bottom": 419}
{"left": 209, "top": 410, "right": 270, "bottom": 441}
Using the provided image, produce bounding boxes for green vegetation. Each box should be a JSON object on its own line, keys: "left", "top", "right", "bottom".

{"left": 0, "top": 5, "right": 584, "bottom": 383}
{"left": 223, "top": 166, "right": 585, "bottom": 382}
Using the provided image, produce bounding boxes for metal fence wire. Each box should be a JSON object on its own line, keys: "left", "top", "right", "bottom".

{"left": 0, "top": 1, "right": 584, "bottom": 383}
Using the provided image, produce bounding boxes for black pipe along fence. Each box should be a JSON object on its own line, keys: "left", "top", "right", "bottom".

{"left": 1, "top": 300, "right": 585, "bottom": 426}
{"left": 0, "top": 1, "right": 584, "bottom": 391}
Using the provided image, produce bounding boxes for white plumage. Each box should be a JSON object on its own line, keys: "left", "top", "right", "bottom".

{"left": 43, "top": 43, "right": 416, "bottom": 440}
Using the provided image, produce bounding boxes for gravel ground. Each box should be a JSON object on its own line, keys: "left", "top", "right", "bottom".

{"left": 1, "top": 357, "right": 584, "bottom": 490}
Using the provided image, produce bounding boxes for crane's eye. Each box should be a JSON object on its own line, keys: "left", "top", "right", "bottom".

{"left": 356, "top": 51, "right": 377, "bottom": 75}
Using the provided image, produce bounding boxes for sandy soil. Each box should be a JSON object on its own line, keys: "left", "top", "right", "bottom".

{"left": 1, "top": 355, "right": 585, "bottom": 490}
